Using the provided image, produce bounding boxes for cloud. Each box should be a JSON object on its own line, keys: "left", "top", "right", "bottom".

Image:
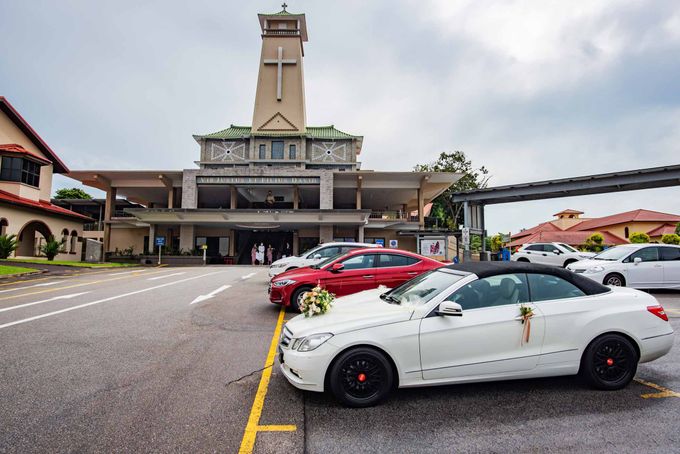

{"left": 2, "top": 0, "right": 679, "bottom": 235}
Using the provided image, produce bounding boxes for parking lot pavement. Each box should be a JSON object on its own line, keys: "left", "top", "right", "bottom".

{"left": 1, "top": 270, "right": 678, "bottom": 453}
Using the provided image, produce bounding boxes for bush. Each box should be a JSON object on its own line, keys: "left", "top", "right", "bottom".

{"left": 676, "top": 223, "right": 680, "bottom": 235}
{"left": 661, "top": 233, "right": 680, "bottom": 245}
{"left": 0, "top": 234, "right": 18, "bottom": 259}
{"left": 629, "top": 232, "right": 650, "bottom": 244}
{"left": 40, "top": 236, "right": 62, "bottom": 261}
{"left": 583, "top": 232, "right": 605, "bottom": 252}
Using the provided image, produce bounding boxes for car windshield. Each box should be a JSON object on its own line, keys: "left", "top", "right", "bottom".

{"left": 381, "top": 269, "right": 466, "bottom": 306}
{"left": 593, "top": 246, "right": 637, "bottom": 261}
{"left": 312, "top": 252, "right": 348, "bottom": 269}
{"left": 559, "top": 243, "right": 578, "bottom": 252}
{"left": 302, "top": 245, "right": 323, "bottom": 259}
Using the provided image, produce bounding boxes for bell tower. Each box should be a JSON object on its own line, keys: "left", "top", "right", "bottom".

{"left": 252, "top": 4, "right": 308, "bottom": 134}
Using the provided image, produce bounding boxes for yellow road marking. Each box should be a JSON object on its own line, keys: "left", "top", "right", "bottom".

{"left": 0, "top": 269, "right": 166, "bottom": 302}
{"left": 239, "top": 306, "right": 294, "bottom": 454}
{"left": 257, "top": 425, "right": 297, "bottom": 432}
{"left": 635, "top": 378, "right": 680, "bottom": 399}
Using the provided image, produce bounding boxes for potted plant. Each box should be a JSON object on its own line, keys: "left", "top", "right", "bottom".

{"left": 40, "top": 236, "right": 62, "bottom": 261}
{"left": 0, "top": 234, "right": 18, "bottom": 259}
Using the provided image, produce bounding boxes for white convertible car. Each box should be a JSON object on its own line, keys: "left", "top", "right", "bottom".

{"left": 278, "top": 262, "right": 674, "bottom": 407}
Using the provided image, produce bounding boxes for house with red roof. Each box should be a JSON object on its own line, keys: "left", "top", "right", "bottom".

{"left": 0, "top": 97, "right": 91, "bottom": 259}
{"left": 510, "top": 208, "right": 680, "bottom": 248}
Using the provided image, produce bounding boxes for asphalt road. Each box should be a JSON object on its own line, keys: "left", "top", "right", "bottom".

{"left": 0, "top": 267, "right": 678, "bottom": 453}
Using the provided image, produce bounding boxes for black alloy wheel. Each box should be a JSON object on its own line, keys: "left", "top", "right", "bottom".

{"left": 329, "top": 347, "right": 394, "bottom": 407}
{"left": 604, "top": 273, "right": 625, "bottom": 287}
{"left": 291, "top": 286, "right": 312, "bottom": 311}
{"left": 580, "top": 334, "right": 638, "bottom": 390}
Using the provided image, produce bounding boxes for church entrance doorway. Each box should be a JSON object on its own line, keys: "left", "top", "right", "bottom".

{"left": 234, "top": 230, "right": 294, "bottom": 265}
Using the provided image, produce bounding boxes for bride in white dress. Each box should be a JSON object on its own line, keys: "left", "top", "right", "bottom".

{"left": 256, "top": 242, "right": 265, "bottom": 264}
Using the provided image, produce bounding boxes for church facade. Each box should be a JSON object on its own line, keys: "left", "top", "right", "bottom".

{"left": 68, "top": 7, "right": 460, "bottom": 263}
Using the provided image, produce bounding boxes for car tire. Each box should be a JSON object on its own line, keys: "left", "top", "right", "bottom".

{"left": 579, "top": 333, "right": 638, "bottom": 390}
{"left": 516, "top": 257, "right": 530, "bottom": 262}
{"left": 329, "top": 347, "right": 394, "bottom": 408}
{"left": 290, "top": 286, "right": 312, "bottom": 311}
{"left": 603, "top": 273, "right": 625, "bottom": 287}
{"left": 563, "top": 259, "right": 578, "bottom": 268}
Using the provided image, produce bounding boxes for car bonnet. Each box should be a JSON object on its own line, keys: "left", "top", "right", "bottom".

{"left": 284, "top": 287, "right": 414, "bottom": 338}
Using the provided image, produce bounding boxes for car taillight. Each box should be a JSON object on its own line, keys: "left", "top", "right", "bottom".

{"left": 647, "top": 305, "right": 668, "bottom": 322}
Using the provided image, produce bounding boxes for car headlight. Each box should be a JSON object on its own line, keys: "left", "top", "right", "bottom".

{"left": 272, "top": 279, "right": 296, "bottom": 287}
{"left": 295, "top": 333, "right": 333, "bottom": 352}
{"left": 585, "top": 266, "right": 605, "bottom": 274}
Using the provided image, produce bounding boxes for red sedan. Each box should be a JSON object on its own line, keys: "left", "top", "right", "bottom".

{"left": 268, "top": 248, "right": 444, "bottom": 308}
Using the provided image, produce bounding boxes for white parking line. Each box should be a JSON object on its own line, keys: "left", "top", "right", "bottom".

{"left": 0, "top": 271, "right": 223, "bottom": 330}
{"left": 0, "top": 282, "right": 58, "bottom": 294}
{"left": 0, "top": 292, "right": 90, "bottom": 313}
{"left": 190, "top": 285, "right": 232, "bottom": 305}
{"left": 108, "top": 269, "right": 148, "bottom": 276}
{"left": 241, "top": 272, "right": 257, "bottom": 280}
{"left": 147, "top": 272, "right": 186, "bottom": 281}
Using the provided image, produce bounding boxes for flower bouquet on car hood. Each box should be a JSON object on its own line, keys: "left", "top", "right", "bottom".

{"left": 300, "top": 286, "right": 335, "bottom": 317}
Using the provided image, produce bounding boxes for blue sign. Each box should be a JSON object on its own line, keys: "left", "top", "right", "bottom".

{"left": 155, "top": 236, "right": 166, "bottom": 247}
{"left": 375, "top": 239, "right": 385, "bottom": 247}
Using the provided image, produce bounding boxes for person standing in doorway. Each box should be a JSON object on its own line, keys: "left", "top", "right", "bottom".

{"left": 266, "top": 244, "right": 274, "bottom": 265}
{"left": 284, "top": 242, "right": 291, "bottom": 257}
{"left": 257, "top": 242, "right": 265, "bottom": 265}
{"left": 251, "top": 244, "right": 257, "bottom": 265}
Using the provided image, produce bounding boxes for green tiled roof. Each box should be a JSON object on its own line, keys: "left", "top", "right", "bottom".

{"left": 261, "top": 8, "right": 301, "bottom": 16}
{"left": 194, "top": 125, "right": 361, "bottom": 140}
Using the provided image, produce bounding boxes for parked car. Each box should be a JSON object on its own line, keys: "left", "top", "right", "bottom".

{"left": 278, "top": 261, "right": 673, "bottom": 407}
{"left": 268, "top": 242, "right": 380, "bottom": 278}
{"left": 511, "top": 242, "right": 595, "bottom": 267}
{"left": 269, "top": 248, "right": 444, "bottom": 308}
{"left": 567, "top": 243, "right": 680, "bottom": 289}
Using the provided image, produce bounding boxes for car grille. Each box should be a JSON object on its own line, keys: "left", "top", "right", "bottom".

{"left": 280, "top": 325, "right": 293, "bottom": 348}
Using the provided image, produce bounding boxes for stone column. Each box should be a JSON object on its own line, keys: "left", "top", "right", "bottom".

{"left": 148, "top": 224, "right": 156, "bottom": 253}
{"left": 418, "top": 188, "right": 425, "bottom": 228}
{"left": 319, "top": 171, "right": 333, "bottom": 209}
{"left": 356, "top": 176, "right": 362, "bottom": 209}
{"left": 167, "top": 188, "right": 174, "bottom": 208}
{"left": 103, "top": 187, "right": 117, "bottom": 252}
{"left": 293, "top": 185, "right": 299, "bottom": 209}
{"left": 319, "top": 225, "right": 333, "bottom": 243}
{"left": 179, "top": 224, "right": 194, "bottom": 253}
{"left": 293, "top": 231, "right": 299, "bottom": 256}
{"left": 357, "top": 225, "right": 365, "bottom": 243}
{"left": 230, "top": 186, "right": 238, "bottom": 209}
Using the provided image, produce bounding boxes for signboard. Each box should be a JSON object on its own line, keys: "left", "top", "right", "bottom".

{"left": 461, "top": 227, "right": 470, "bottom": 249}
{"left": 196, "top": 176, "right": 320, "bottom": 185}
{"left": 388, "top": 239, "right": 398, "bottom": 248}
{"left": 500, "top": 233, "right": 511, "bottom": 243}
{"left": 155, "top": 236, "right": 166, "bottom": 247}
{"left": 420, "top": 238, "right": 446, "bottom": 261}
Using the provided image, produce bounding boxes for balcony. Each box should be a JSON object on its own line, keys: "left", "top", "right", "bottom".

{"left": 369, "top": 210, "right": 416, "bottom": 222}
{"left": 83, "top": 222, "right": 104, "bottom": 231}
{"left": 262, "top": 28, "right": 301, "bottom": 37}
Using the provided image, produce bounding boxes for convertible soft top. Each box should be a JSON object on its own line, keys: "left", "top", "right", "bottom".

{"left": 445, "top": 261, "right": 610, "bottom": 296}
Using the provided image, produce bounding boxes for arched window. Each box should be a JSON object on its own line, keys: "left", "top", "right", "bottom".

{"left": 70, "top": 230, "right": 78, "bottom": 254}
{"left": 0, "top": 218, "right": 8, "bottom": 235}
{"left": 61, "top": 228, "right": 69, "bottom": 252}
{"left": 624, "top": 227, "right": 629, "bottom": 239}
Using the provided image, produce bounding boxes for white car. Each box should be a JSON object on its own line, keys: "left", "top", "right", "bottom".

{"left": 511, "top": 242, "right": 595, "bottom": 267}
{"left": 278, "top": 261, "right": 673, "bottom": 407}
{"left": 268, "top": 242, "right": 380, "bottom": 278}
{"left": 567, "top": 243, "right": 680, "bottom": 289}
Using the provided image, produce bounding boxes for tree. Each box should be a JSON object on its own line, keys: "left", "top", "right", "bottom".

{"left": 583, "top": 232, "right": 605, "bottom": 252}
{"left": 414, "top": 151, "right": 490, "bottom": 230}
{"left": 661, "top": 233, "right": 680, "bottom": 245}
{"left": 676, "top": 222, "right": 680, "bottom": 235}
{"left": 489, "top": 234, "right": 503, "bottom": 253}
{"left": 54, "top": 188, "right": 92, "bottom": 200}
{"left": 629, "top": 232, "right": 650, "bottom": 244}
{"left": 40, "top": 236, "right": 62, "bottom": 261}
{"left": 0, "top": 234, "right": 18, "bottom": 259}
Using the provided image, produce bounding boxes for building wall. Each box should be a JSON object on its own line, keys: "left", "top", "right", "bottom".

{"left": 109, "top": 227, "right": 147, "bottom": 255}
{"left": 0, "top": 110, "right": 55, "bottom": 202}
{"left": 603, "top": 221, "right": 672, "bottom": 240}
{"left": 0, "top": 205, "right": 83, "bottom": 260}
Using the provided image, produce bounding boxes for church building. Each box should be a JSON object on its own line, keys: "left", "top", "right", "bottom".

{"left": 68, "top": 6, "right": 460, "bottom": 263}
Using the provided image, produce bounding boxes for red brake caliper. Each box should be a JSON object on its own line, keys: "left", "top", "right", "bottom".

{"left": 606, "top": 358, "right": 614, "bottom": 366}
{"left": 357, "top": 373, "right": 367, "bottom": 383}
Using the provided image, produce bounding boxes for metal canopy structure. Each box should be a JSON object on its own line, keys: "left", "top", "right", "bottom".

{"left": 451, "top": 163, "right": 680, "bottom": 259}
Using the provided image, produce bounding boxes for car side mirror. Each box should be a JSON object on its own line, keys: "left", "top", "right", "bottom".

{"left": 436, "top": 301, "right": 463, "bottom": 316}
{"left": 633, "top": 257, "right": 642, "bottom": 264}
{"left": 313, "top": 253, "right": 322, "bottom": 259}
{"left": 552, "top": 249, "right": 561, "bottom": 255}
{"left": 331, "top": 263, "right": 344, "bottom": 272}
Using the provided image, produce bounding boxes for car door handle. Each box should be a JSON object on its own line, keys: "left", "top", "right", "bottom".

{"left": 407, "top": 272, "right": 418, "bottom": 275}
{"left": 362, "top": 275, "right": 374, "bottom": 279}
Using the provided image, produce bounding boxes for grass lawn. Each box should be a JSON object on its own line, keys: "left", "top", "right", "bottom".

{"left": 0, "top": 264, "right": 39, "bottom": 275}
{"left": 4, "top": 259, "right": 139, "bottom": 268}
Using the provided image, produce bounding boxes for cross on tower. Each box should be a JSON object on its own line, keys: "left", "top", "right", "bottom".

{"left": 263, "top": 46, "right": 297, "bottom": 101}
{"left": 281, "top": 3, "right": 287, "bottom": 11}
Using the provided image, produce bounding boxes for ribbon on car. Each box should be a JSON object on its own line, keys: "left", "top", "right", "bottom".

{"left": 518, "top": 304, "right": 534, "bottom": 345}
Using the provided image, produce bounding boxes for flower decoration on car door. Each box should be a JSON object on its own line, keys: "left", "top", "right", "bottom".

{"left": 518, "top": 304, "right": 534, "bottom": 345}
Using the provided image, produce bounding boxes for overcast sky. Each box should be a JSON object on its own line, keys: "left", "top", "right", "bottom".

{"left": 1, "top": 0, "right": 679, "bottom": 234}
